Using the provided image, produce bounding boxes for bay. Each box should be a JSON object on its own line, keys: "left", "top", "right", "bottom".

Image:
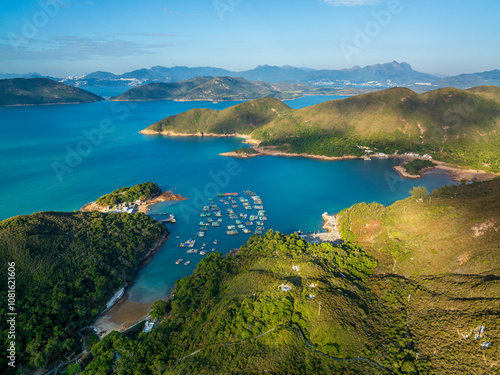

{"left": 0, "top": 96, "right": 455, "bottom": 303}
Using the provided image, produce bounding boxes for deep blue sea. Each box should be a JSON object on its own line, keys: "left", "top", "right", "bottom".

{"left": 0, "top": 96, "right": 455, "bottom": 303}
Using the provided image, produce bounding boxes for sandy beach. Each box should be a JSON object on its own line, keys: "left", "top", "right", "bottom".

{"left": 92, "top": 294, "right": 151, "bottom": 336}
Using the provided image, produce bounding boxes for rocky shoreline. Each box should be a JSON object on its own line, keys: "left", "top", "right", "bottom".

{"left": 81, "top": 189, "right": 187, "bottom": 213}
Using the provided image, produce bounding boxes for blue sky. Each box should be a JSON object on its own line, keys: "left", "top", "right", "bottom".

{"left": 0, "top": 0, "right": 499, "bottom": 76}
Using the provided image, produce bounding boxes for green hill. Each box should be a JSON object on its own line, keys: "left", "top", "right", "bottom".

{"left": 111, "top": 76, "right": 312, "bottom": 102}
{"left": 80, "top": 179, "right": 500, "bottom": 375}
{"left": 95, "top": 182, "right": 161, "bottom": 206}
{"left": 141, "top": 85, "right": 500, "bottom": 171}
{"left": 0, "top": 211, "right": 166, "bottom": 372}
{"left": 0, "top": 78, "right": 104, "bottom": 106}
{"left": 140, "top": 97, "right": 291, "bottom": 135}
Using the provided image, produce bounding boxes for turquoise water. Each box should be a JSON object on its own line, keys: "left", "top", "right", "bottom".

{"left": 0, "top": 96, "right": 455, "bottom": 303}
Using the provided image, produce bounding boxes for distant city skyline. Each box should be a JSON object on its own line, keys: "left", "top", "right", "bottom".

{"left": 1, "top": 0, "right": 499, "bottom": 77}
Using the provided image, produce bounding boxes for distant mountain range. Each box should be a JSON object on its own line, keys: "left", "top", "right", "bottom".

{"left": 59, "top": 61, "right": 500, "bottom": 92}
{"left": 0, "top": 78, "right": 103, "bottom": 106}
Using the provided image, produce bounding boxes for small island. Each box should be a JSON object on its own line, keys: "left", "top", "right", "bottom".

{"left": 81, "top": 182, "right": 186, "bottom": 213}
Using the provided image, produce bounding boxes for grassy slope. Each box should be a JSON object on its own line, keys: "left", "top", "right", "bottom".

{"left": 144, "top": 97, "right": 291, "bottom": 135}
{"left": 0, "top": 78, "right": 104, "bottom": 106}
{"left": 141, "top": 85, "right": 500, "bottom": 170}
{"left": 336, "top": 179, "right": 500, "bottom": 277}
{"left": 253, "top": 86, "right": 500, "bottom": 169}
{"left": 82, "top": 180, "right": 500, "bottom": 374}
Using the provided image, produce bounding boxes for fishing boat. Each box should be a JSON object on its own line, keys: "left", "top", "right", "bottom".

{"left": 200, "top": 226, "right": 208, "bottom": 231}
{"left": 245, "top": 222, "right": 253, "bottom": 226}
{"left": 245, "top": 206, "right": 252, "bottom": 210}
{"left": 202, "top": 206, "right": 210, "bottom": 212}
{"left": 229, "top": 214, "right": 238, "bottom": 219}
{"left": 235, "top": 220, "right": 242, "bottom": 224}
{"left": 187, "top": 249, "right": 198, "bottom": 254}
{"left": 256, "top": 226, "right": 263, "bottom": 230}
{"left": 215, "top": 211, "right": 222, "bottom": 217}
{"left": 197, "top": 232, "right": 205, "bottom": 237}
{"left": 232, "top": 204, "right": 238, "bottom": 208}
{"left": 200, "top": 251, "right": 207, "bottom": 255}
{"left": 175, "top": 259, "right": 183, "bottom": 265}
{"left": 217, "top": 218, "right": 223, "bottom": 222}
{"left": 255, "top": 230, "right": 262, "bottom": 235}
{"left": 256, "top": 221, "right": 263, "bottom": 226}
{"left": 260, "top": 216, "right": 267, "bottom": 221}
{"left": 226, "top": 208, "right": 234, "bottom": 214}
{"left": 226, "top": 229, "right": 239, "bottom": 235}
{"left": 227, "top": 225, "right": 236, "bottom": 230}
{"left": 184, "top": 261, "right": 191, "bottom": 266}
{"left": 207, "top": 218, "right": 214, "bottom": 223}
{"left": 253, "top": 205, "right": 263, "bottom": 210}
{"left": 237, "top": 224, "right": 245, "bottom": 229}
{"left": 242, "top": 228, "right": 251, "bottom": 234}
{"left": 239, "top": 213, "right": 247, "bottom": 219}
{"left": 250, "top": 215, "right": 257, "bottom": 221}
{"left": 212, "top": 222, "right": 220, "bottom": 227}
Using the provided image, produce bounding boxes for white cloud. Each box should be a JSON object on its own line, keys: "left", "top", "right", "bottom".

{"left": 322, "top": 0, "right": 385, "bottom": 6}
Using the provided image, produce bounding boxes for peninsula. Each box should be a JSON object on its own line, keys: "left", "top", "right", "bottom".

{"left": 81, "top": 182, "right": 187, "bottom": 213}
{"left": 140, "top": 86, "right": 500, "bottom": 176}
{"left": 0, "top": 78, "right": 104, "bottom": 106}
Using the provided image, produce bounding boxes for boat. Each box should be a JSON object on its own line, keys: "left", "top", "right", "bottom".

{"left": 255, "top": 230, "right": 262, "bottom": 235}
{"left": 245, "top": 222, "right": 253, "bottom": 226}
{"left": 229, "top": 214, "right": 238, "bottom": 219}
{"left": 184, "top": 261, "right": 191, "bottom": 266}
{"left": 200, "top": 251, "right": 207, "bottom": 255}
{"left": 175, "top": 259, "right": 183, "bottom": 265}
{"left": 202, "top": 206, "right": 210, "bottom": 212}
{"left": 215, "top": 212, "right": 222, "bottom": 217}
{"left": 232, "top": 204, "right": 238, "bottom": 208}
{"left": 235, "top": 220, "right": 242, "bottom": 224}
{"left": 226, "top": 229, "right": 239, "bottom": 235}
{"left": 197, "top": 232, "right": 205, "bottom": 237}
{"left": 213, "top": 239, "right": 218, "bottom": 245}
{"left": 187, "top": 249, "right": 198, "bottom": 254}
{"left": 237, "top": 224, "right": 245, "bottom": 229}
{"left": 227, "top": 225, "right": 236, "bottom": 230}
{"left": 256, "top": 221, "right": 263, "bottom": 226}
{"left": 260, "top": 216, "right": 267, "bottom": 220}
{"left": 253, "top": 205, "right": 263, "bottom": 210}
{"left": 239, "top": 213, "right": 247, "bottom": 219}
{"left": 250, "top": 215, "right": 257, "bottom": 220}
{"left": 200, "top": 226, "right": 208, "bottom": 231}
{"left": 245, "top": 206, "right": 252, "bottom": 210}
{"left": 212, "top": 248, "right": 216, "bottom": 251}
{"left": 207, "top": 218, "right": 214, "bottom": 223}
{"left": 242, "top": 228, "right": 251, "bottom": 234}
{"left": 256, "top": 226, "right": 263, "bottom": 230}
{"left": 212, "top": 222, "right": 220, "bottom": 227}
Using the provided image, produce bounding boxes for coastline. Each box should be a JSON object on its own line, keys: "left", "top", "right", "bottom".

{"left": 80, "top": 189, "right": 187, "bottom": 213}
{"left": 91, "top": 224, "right": 170, "bottom": 337}
{"left": 139, "top": 131, "right": 500, "bottom": 183}
{"left": 138, "top": 129, "right": 252, "bottom": 138}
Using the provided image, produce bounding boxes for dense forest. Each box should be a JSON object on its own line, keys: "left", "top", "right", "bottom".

{"left": 0, "top": 211, "right": 166, "bottom": 372}
{"left": 95, "top": 182, "right": 161, "bottom": 206}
